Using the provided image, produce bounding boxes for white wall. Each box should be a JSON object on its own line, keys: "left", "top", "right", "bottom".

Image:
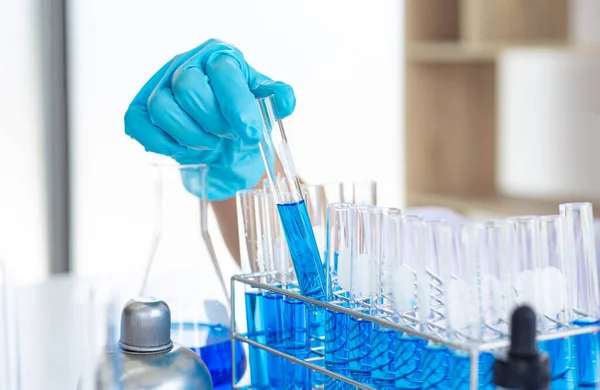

{"left": 0, "top": 0, "right": 48, "bottom": 284}
{"left": 68, "top": 0, "right": 404, "bottom": 278}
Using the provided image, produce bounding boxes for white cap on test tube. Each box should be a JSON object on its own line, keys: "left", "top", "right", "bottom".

{"left": 559, "top": 202, "right": 600, "bottom": 321}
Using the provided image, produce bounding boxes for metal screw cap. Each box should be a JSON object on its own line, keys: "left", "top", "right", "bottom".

{"left": 118, "top": 297, "right": 173, "bottom": 354}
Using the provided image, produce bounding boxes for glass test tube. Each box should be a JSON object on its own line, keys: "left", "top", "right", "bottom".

{"left": 559, "top": 202, "right": 600, "bottom": 387}
{"left": 420, "top": 220, "right": 453, "bottom": 390}
{"left": 539, "top": 215, "right": 571, "bottom": 326}
{"left": 448, "top": 224, "right": 495, "bottom": 389}
{"left": 507, "top": 216, "right": 542, "bottom": 313}
{"left": 370, "top": 208, "right": 402, "bottom": 388}
{"left": 538, "top": 215, "right": 578, "bottom": 390}
{"left": 324, "top": 202, "right": 357, "bottom": 382}
{"left": 559, "top": 202, "right": 600, "bottom": 321}
{"left": 392, "top": 214, "right": 427, "bottom": 389}
{"left": 348, "top": 181, "right": 378, "bottom": 206}
{"left": 477, "top": 220, "right": 512, "bottom": 338}
{"left": 302, "top": 184, "right": 328, "bottom": 262}
{"left": 257, "top": 95, "right": 326, "bottom": 302}
{"left": 236, "top": 188, "right": 270, "bottom": 388}
{"left": 322, "top": 182, "right": 345, "bottom": 204}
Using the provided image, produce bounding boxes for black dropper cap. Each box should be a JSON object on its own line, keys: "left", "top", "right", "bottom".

{"left": 494, "top": 305, "right": 550, "bottom": 390}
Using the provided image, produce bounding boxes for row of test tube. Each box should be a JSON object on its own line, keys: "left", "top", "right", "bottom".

{"left": 236, "top": 181, "right": 377, "bottom": 389}
{"left": 324, "top": 201, "right": 600, "bottom": 389}
{"left": 236, "top": 175, "right": 600, "bottom": 389}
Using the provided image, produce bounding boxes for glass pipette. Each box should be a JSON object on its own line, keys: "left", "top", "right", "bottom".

{"left": 256, "top": 95, "right": 327, "bottom": 301}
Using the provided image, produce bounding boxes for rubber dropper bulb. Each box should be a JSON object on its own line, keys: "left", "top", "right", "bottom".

{"left": 509, "top": 305, "right": 538, "bottom": 358}
{"left": 493, "top": 305, "right": 550, "bottom": 390}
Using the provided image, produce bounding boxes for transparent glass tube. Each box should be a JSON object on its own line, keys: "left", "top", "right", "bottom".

{"left": 349, "top": 181, "right": 377, "bottom": 206}
{"left": 0, "top": 262, "right": 19, "bottom": 390}
{"left": 559, "top": 202, "right": 600, "bottom": 320}
{"left": 373, "top": 207, "right": 401, "bottom": 314}
{"left": 392, "top": 214, "right": 427, "bottom": 326}
{"left": 538, "top": 215, "right": 578, "bottom": 390}
{"left": 351, "top": 205, "right": 379, "bottom": 304}
{"left": 325, "top": 202, "right": 357, "bottom": 302}
{"left": 237, "top": 189, "right": 267, "bottom": 280}
{"left": 257, "top": 95, "right": 326, "bottom": 301}
{"left": 477, "top": 220, "right": 512, "bottom": 338}
{"left": 423, "top": 220, "right": 453, "bottom": 335}
{"left": 322, "top": 182, "right": 345, "bottom": 204}
{"left": 302, "top": 184, "right": 327, "bottom": 261}
{"left": 539, "top": 215, "right": 571, "bottom": 325}
{"left": 447, "top": 223, "right": 481, "bottom": 341}
{"left": 507, "top": 216, "right": 542, "bottom": 313}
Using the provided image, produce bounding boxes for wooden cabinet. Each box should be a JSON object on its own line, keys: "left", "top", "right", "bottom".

{"left": 404, "top": 0, "right": 600, "bottom": 217}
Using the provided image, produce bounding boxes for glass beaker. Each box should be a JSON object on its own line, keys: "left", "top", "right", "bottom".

{"left": 139, "top": 162, "right": 246, "bottom": 388}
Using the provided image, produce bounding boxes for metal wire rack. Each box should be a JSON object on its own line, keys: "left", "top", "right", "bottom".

{"left": 230, "top": 273, "right": 600, "bottom": 389}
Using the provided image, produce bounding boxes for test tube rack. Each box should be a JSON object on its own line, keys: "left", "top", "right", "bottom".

{"left": 230, "top": 273, "right": 600, "bottom": 390}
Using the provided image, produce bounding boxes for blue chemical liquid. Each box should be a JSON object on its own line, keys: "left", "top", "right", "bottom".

{"left": 421, "top": 345, "right": 451, "bottom": 389}
{"left": 348, "top": 315, "right": 372, "bottom": 383}
{"left": 263, "top": 292, "right": 286, "bottom": 388}
{"left": 310, "top": 308, "right": 326, "bottom": 388}
{"left": 371, "top": 325, "right": 397, "bottom": 387}
{"left": 277, "top": 200, "right": 327, "bottom": 301}
{"left": 283, "top": 295, "right": 312, "bottom": 389}
{"left": 573, "top": 319, "right": 600, "bottom": 387}
{"left": 394, "top": 335, "right": 426, "bottom": 389}
{"left": 170, "top": 322, "right": 247, "bottom": 388}
{"left": 325, "top": 308, "right": 350, "bottom": 375}
{"left": 244, "top": 291, "right": 270, "bottom": 389}
{"left": 450, "top": 351, "right": 495, "bottom": 390}
{"left": 539, "top": 337, "right": 577, "bottom": 389}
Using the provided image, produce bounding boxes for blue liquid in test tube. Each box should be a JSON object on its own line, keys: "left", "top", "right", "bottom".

{"left": 283, "top": 295, "right": 312, "bottom": 389}
{"left": 244, "top": 291, "right": 270, "bottom": 389}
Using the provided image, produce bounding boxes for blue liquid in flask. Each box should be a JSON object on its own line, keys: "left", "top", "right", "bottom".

{"left": 573, "top": 319, "right": 600, "bottom": 387}
{"left": 170, "top": 322, "right": 247, "bottom": 388}
{"left": 277, "top": 200, "right": 327, "bottom": 301}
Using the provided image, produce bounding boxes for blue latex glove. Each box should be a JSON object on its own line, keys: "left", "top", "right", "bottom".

{"left": 125, "top": 38, "right": 296, "bottom": 200}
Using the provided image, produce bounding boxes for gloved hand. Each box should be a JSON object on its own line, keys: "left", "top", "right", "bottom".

{"left": 124, "top": 38, "right": 296, "bottom": 201}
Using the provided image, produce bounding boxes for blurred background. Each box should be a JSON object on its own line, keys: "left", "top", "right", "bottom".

{"left": 1, "top": 0, "right": 599, "bottom": 287}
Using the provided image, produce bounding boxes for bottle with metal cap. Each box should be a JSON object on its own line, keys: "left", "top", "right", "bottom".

{"left": 94, "top": 297, "right": 214, "bottom": 389}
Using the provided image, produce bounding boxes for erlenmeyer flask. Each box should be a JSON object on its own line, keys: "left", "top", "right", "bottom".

{"left": 139, "top": 162, "right": 247, "bottom": 388}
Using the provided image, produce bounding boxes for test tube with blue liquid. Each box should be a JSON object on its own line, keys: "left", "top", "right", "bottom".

{"left": 391, "top": 215, "right": 428, "bottom": 389}
{"left": 420, "top": 220, "right": 453, "bottom": 389}
{"left": 324, "top": 202, "right": 357, "bottom": 388}
{"left": 447, "top": 224, "right": 488, "bottom": 389}
{"left": 370, "top": 208, "right": 402, "bottom": 388}
{"left": 236, "top": 188, "right": 272, "bottom": 389}
{"left": 538, "top": 215, "right": 577, "bottom": 389}
{"left": 257, "top": 94, "right": 326, "bottom": 302}
{"left": 559, "top": 202, "right": 600, "bottom": 387}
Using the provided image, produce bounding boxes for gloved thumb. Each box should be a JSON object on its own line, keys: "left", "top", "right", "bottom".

{"left": 248, "top": 66, "right": 296, "bottom": 119}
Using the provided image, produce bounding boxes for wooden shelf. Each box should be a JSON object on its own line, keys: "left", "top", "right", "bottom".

{"left": 408, "top": 192, "right": 600, "bottom": 218}
{"left": 406, "top": 41, "right": 586, "bottom": 63}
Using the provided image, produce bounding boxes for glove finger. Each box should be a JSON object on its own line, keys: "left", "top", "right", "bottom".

{"left": 147, "top": 87, "right": 221, "bottom": 150}
{"left": 249, "top": 66, "right": 296, "bottom": 119}
{"left": 171, "top": 63, "right": 238, "bottom": 140}
{"left": 124, "top": 103, "right": 187, "bottom": 157}
{"left": 204, "top": 53, "right": 263, "bottom": 143}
